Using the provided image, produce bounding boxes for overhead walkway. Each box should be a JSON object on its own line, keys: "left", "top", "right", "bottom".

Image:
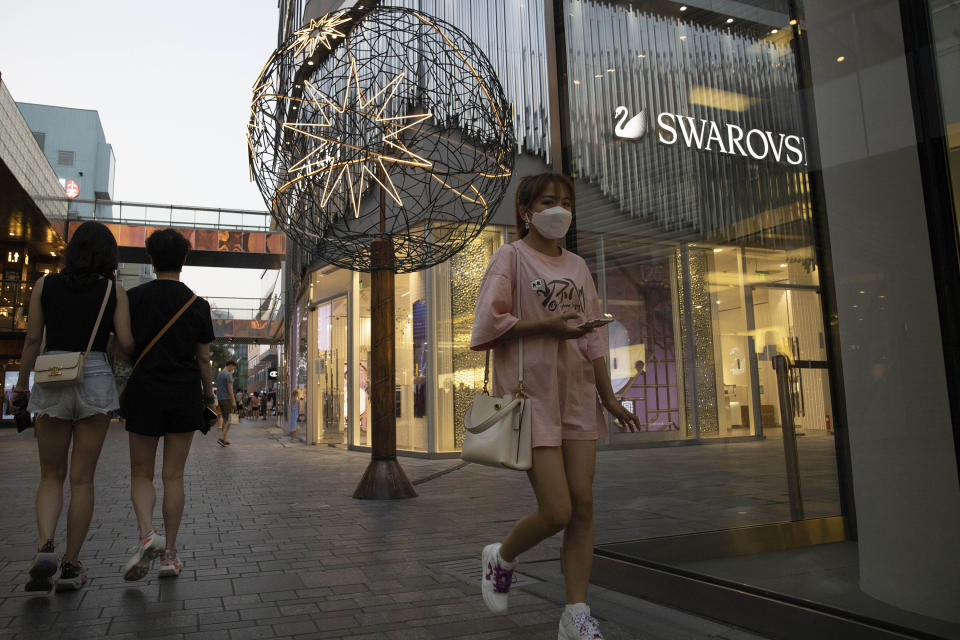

{"left": 207, "top": 296, "right": 283, "bottom": 344}
{"left": 51, "top": 199, "right": 285, "bottom": 269}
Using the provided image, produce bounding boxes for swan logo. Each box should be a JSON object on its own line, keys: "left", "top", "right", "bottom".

{"left": 614, "top": 106, "right": 646, "bottom": 140}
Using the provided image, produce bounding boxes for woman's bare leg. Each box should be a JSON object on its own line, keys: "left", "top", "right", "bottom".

{"left": 35, "top": 416, "right": 73, "bottom": 545}
{"left": 63, "top": 413, "right": 111, "bottom": 564}
{"left": 560, "top": 439, "right": 597, "bottom": 604}
{"left": 129, "top": 433, "right": 160, "bottom": 539}
{"left": 499, "top": 446, "right": 572, "bottom": 563}
{"left": 160, "top": 432, "right": 194, "bottom": 552}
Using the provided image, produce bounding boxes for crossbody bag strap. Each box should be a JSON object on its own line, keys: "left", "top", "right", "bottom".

{"left": 482, "top": 244, "right": 525, "bottom": 394}
{"left": 83, "top": 279, "right": 114, "bottom": 355}
{"left": 130, "top": 294, "right": 198, "bottom": 374}
{"left": 514, "top": 245, "right": 524, "bottom": 394}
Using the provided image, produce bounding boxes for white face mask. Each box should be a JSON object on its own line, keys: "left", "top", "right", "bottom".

{"left": 528, "top": 206, "right": 572, "bottom": 239}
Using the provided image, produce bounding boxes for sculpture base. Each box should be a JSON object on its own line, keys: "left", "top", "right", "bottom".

{"left": 352, "top": 458, "right": 418, "bottom": 500}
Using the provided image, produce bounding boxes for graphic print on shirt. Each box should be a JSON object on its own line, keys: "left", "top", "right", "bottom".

{"left": 531, "top": 277, "right": 586, "bottom": 314}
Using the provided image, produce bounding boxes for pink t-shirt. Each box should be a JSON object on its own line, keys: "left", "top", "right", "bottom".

{"left": 470, "top": 240, "right": 609, "bottom": 447}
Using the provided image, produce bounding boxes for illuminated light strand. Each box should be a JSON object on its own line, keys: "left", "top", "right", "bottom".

{"left": 276, "top": 64, "right": 436, "bottom": 217}
{"left": 287, "top": 11, "right": 352, "bottom": 58}
{"left": 249, "top": 6, "right": 516, "bottom": 273}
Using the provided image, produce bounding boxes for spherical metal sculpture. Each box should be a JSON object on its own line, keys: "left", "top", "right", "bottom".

{"left": 248, "top": 6, "right": 516, "bottom": 273}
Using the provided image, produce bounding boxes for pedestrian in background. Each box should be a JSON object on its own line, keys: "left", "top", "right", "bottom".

{"left": 469, "top": 173, "right": 641, "bottom": 640}
{"left": 250, "top": 391, "right": 261, "bottom": 420}
{"left": 120, "top": 229, "right": 216, "bottom": 580}
{"left": 215, "top": 361, "right": 236, "bottom": 445}
{"left": 14, "top": 221, "right": 135, "bottom": 592}
{"left": 235, "top": 388, "right": 244, "bottom": 419}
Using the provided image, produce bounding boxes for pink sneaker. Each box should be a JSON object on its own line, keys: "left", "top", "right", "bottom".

{"left": 158, "top": 550, "right": 182, "bottom": 578}
{"left": 481, "top": 543, "right": 516, "bottom": 613}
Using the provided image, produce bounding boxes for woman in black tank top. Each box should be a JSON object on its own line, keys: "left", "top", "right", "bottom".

{"left": 13, "top": 221, "right": 135, "bottom": 592}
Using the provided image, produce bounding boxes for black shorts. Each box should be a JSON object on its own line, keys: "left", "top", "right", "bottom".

{"left": 123, "top": 380, "right": 205, "bottom": 437}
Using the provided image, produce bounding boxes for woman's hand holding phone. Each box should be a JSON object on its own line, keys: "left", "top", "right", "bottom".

{"left": 543, "top": 313, "right": 592, "bottom": 339}
{"left": 576, "top": 314, "right": 615, "bottom": 331}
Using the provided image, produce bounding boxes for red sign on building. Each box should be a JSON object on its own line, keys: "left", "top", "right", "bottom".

{"left": 65, "top": 179, "right": 80, "bottom": 199}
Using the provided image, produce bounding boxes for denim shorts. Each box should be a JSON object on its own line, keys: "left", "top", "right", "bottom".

{"left": 28, "top": 351, "right": 119, "bottom": 420}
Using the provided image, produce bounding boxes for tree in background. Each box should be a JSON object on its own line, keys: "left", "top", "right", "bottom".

{"left": 210, "top": 343, "right": 249, "bottom": 392}
{"left": 210, "top": 343, "right": 233, "bottom": 372}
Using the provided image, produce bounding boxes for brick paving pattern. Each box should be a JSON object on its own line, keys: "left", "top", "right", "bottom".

{"left": 0, "top": 419, "right": 805, "bottom": 639}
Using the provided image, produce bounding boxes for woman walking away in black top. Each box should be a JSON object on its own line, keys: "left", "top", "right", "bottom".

{"left": 120, "top": 229, "right": 216, "bottom": 581}
{"left": 14, "top": 221, "right": 135, "bottom": 592}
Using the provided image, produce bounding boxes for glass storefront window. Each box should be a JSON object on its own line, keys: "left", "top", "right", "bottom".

{"left": 354, "top": 274, "right": 371, "bottom": 448}
{"left": 563, "top": 0, "right": 960, "bottom": 634}
{"left": 316, "top": 296, "right": 348, "bottom": 445}
{"left": 930, "top": 0, "right": 960, "bottom": 232}
{"left": 433, "top": 227, "right": 507, "bottom": 452}
{"left": 395, "top": 271, "right": 428, "bottom": 452}
{"left": 291, "top": 297, "right": 308, "bottom": 440}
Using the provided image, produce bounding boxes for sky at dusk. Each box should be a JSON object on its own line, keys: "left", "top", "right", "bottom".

{"left": 0, "top": 1, "right": 281, "bottom": 298}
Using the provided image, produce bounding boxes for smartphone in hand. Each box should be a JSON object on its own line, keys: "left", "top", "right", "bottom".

{"left": 576, "top": 313, "right": 615, "bottom": 331}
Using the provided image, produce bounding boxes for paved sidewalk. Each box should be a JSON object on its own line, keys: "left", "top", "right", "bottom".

{"left": 0, "top": 418, "right": 773, "bottom": 639}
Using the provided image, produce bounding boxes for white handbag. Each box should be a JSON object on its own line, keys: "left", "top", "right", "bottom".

{"left": 33, "top": 279, "right": 113, "bottom": 388}
{"left": 461, "top": 246, "right": 533, "bottom": 471}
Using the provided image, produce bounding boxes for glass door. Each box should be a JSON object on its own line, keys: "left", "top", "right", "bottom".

{"left": 317, "top": 296, "right": 348, "bottom": 445}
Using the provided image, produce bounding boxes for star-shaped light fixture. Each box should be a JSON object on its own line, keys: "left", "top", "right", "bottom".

{"left": 287, "top": 12, "right": 351, "bottom": 58}
{"left": 278, "top": 60, "right": 433, "bottom": 220}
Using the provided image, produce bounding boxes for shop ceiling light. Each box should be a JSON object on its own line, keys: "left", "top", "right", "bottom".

{"left": 780, "top": 263, "right": 788, "bottom": 268}
{"left": 726, "top": 18, "right": 734, "bottom": 23}
{"left": 836, "top": 56, "right": 846, "bottom": 62}
{"left": 771, "top": 29, "right": 779, "bottom": 34}
{"left": 713, "top": 248, "right": 723, "bottom": 253}
{"left": 688, "top": 85, "right": 756, "bottom": 112}
{"left": 595, "top": 73, "right": 603, "bottom": 78}
{"left": 789, "top": 19, "right": 798, "bottom": 25}
{"left": 607, "top": 68, "right": 615, "bottom": 72}
{"left": 680, "top": 5, "right": 688, "bottom": 11}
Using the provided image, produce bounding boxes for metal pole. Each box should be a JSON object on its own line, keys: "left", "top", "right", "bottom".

{"left": 773, "top": 354, "right": 804, "bottom": 521}
{"left": 353, "top": 179, "right": 416, "bottom": 499}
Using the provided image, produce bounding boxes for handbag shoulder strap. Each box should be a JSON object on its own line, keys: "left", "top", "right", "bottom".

{"left": 130, "top": 294, "right": 198, "bottom": 374}
{"left": 84, "top": 279, "right": 113, "bottom": 355}
{"left": 482, "top": 243, "right": 524, "bottom": 394}
{"left": 514, "top": 245, "right": 524, "bottom": 393}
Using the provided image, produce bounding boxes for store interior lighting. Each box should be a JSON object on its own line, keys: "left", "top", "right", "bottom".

{"left": 688, "top": 85, "right": 756, "bottom": 112}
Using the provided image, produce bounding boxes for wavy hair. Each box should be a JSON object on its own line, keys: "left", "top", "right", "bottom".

{"left": 62, "top": 221, "right": 118, "bottom": 289}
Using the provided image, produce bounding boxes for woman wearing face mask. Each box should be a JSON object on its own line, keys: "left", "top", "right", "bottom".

{"left": 470, "top": 173, "right": 641, "bottom": 640}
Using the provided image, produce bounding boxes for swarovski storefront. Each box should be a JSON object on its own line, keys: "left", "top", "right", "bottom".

{"left": 284, "top": 0, "right": 960, "bottom": 636}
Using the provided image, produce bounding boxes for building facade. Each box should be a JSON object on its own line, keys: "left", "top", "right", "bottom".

{"left": 15, "top": 103, "right": 115, "bottom": 216}
{"left": 0, "top": 76, "right": 68, "bottom": 419}
{"left": 275, "top": 0, "right": 960, "bottom": 636}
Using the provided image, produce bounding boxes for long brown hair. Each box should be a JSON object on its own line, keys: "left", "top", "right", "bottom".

{"left": 514, "top": 173, "right": 575, "bottom": 238}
